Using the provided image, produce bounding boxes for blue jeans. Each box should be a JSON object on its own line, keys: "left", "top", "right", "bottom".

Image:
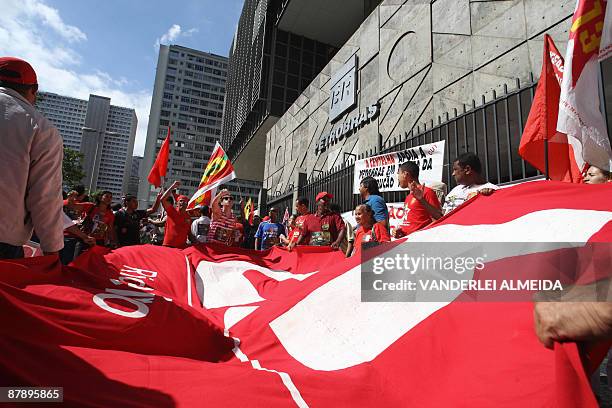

{"left": 60, "top": 236, "right": 80, "bottom": 265}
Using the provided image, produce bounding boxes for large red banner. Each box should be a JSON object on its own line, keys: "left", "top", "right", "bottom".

{"left": 1, "top": 181, "right": 611, "bottom": 407}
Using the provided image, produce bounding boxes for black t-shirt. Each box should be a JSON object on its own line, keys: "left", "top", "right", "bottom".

{"left": 115, "top": 209, "right": 148, "bottom": 246}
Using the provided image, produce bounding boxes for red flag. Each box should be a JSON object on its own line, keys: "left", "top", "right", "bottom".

{"left": 188, "top": 142, "right": 236, "bottom": 209}
{"left": 2, "top": 182, "right": 612, "bottom": 406}
{"left": 147, "top": 127, "right": 171, "bottom": 188}
{"left": 519, "top": 35, "right": 583, "bottom": 182}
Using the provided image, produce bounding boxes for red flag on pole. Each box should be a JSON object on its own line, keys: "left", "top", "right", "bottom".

{"left": 147, "top": 127, "right": 171, "bottom": 188}
{"left": 518, "top": 35, "right": 583, "bottom": 182}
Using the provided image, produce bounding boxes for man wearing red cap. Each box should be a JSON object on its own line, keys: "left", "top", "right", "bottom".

{"left": 0, "top": 57, "right": 64, "bottom": 259}
{"left": 159, "top": 181, "right": 195, "bottom": 249}
{"left": 291, "top": 192, "right": 345, "bottom": 250}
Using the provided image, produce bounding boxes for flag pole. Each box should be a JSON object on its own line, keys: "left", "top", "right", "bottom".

{"left": 544, "top": 138, "right": 550, "bottom": 180}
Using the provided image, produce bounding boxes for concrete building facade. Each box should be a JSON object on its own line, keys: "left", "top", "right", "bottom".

{"left": 37, "top": 92, "right": 137, "bottom": 199}
{"left": 262, "top": 0, "right": 584, "bottom": 196}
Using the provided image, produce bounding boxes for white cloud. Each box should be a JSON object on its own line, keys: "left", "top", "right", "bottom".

{"left": 154, "top": 24, "right": 199, "bottom": 49}
{"left": 0, "top": 0, "right": 151, "bottom": 156}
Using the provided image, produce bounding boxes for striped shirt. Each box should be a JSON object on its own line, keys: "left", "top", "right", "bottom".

{"left": 207, "top": 213, "right": 237, "bottom": 245}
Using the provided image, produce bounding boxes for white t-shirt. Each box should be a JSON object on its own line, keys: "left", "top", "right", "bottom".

{"left": 191, "top": 216, "right": 211, "bottom": 243}
{"left": 442, "top": 182, "right": 498, "bottom": 215}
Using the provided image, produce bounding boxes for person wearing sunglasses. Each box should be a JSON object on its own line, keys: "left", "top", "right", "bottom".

{"left": 208, "top": 189, "right": 238, "bottom": 246}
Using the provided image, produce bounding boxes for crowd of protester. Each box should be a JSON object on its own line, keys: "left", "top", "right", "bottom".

{"left": 2, "top": 56, "right": 612, "bottom": 383}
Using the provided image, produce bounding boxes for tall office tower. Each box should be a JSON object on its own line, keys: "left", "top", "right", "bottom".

{"left": 138, "top": 45, "right": 228, "bottom": 206}
{"left": 127, "top": 156, "right": 143, "bottom": 197}
{"left": 36, "top": 92, "right": 88, "bottom": 151}
{"left": 139, "top": 44, "right": 261, "bottom": 210}
{"left": 37, "top": 92, "right": 137, "bottom": 199}
{"left": 220, "top": 0, "right": 380, "bottom": 181}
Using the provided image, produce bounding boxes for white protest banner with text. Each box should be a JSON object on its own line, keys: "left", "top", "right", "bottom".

{"left": 353, "top": 141, "right": 445, "bottom": 193}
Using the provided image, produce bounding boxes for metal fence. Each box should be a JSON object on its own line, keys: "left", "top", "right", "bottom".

{"left": 381, "top": 79, "right": 540, "bottom": 189}
{"left": 266, "top": 79, "right": 546, "bottom": 214}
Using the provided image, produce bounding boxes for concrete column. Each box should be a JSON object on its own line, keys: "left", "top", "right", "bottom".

{"left": 257, "top": 187, "right": 268, "bottom": 215}
{"left": 292, "top": 171, "right": 307, "bottom": 209}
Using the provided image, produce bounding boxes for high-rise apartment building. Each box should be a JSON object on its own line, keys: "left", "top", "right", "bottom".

{"left": 138, "top": 44, "right": 261, "bottom": 210}
{"left": 36, "top": 92, "right": 88, "bottom": 151}
{"left": 37, "top": 92, "right": 138, "bottom": 199}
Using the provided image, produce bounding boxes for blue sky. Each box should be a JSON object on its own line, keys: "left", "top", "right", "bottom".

{"left": 0, "top": 0, "right": 243, "bottom": 154}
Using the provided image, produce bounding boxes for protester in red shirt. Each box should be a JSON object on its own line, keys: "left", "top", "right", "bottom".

{"left": 292, "top": 192, "right": 345, "bottom": 250}
{"left": 160, "top": 181, "right": 195, "bottom": 249}
{"left": 393, "top": 161, "right": 441, "bottom": 238}
{"left": 352, "top": 204, "right": 391, "bottom": 257}
{"left": 234, "top": 214, "right": 245, "bottom": 247}
{"left": 80, "top": 191, "right": 117, "bottom": 247}
{"left": 286, "top": 196, "right": 310, "bottom": 251}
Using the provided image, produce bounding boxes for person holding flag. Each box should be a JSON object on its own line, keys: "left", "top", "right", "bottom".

{"left": 159, "top": 181, "right": 195, "bottom": 249}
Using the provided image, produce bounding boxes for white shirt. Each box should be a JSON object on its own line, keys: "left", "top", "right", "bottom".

{"left": 442, "top": 182, "right": 498, "bottom": 215}
{"left": 191, "top": 216, "right": 211, "bottom": 243}
{"left": 0, "top": 88, "right": 64, "bottom": 252}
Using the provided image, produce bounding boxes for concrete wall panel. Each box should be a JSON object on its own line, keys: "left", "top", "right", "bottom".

{"left": 263, "top": 0, "right": 574, "bottom": 191}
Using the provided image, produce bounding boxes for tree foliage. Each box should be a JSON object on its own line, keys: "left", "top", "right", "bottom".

{"left": 62, "top": 147, "right": 85, "bottom": 190}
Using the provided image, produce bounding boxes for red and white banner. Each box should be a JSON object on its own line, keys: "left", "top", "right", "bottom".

{"left": 1, "top": 181, "right": 611, "bottom": 406}
{"left": 557, "top": 0, "right": 612, "bottom": 172}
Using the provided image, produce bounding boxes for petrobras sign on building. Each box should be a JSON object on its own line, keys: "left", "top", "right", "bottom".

{"left": 315, "top": 103, "right": 380, "bottom": 155}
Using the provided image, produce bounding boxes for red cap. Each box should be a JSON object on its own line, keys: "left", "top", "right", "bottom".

{"left": 315, "top": 191, "right": 333, "bottom": 202}
{"left": 177, "top": 195, "right": 189, "bottom": 202}
{"left": 0, "top": 57, "right": 37, "bottom": 85}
